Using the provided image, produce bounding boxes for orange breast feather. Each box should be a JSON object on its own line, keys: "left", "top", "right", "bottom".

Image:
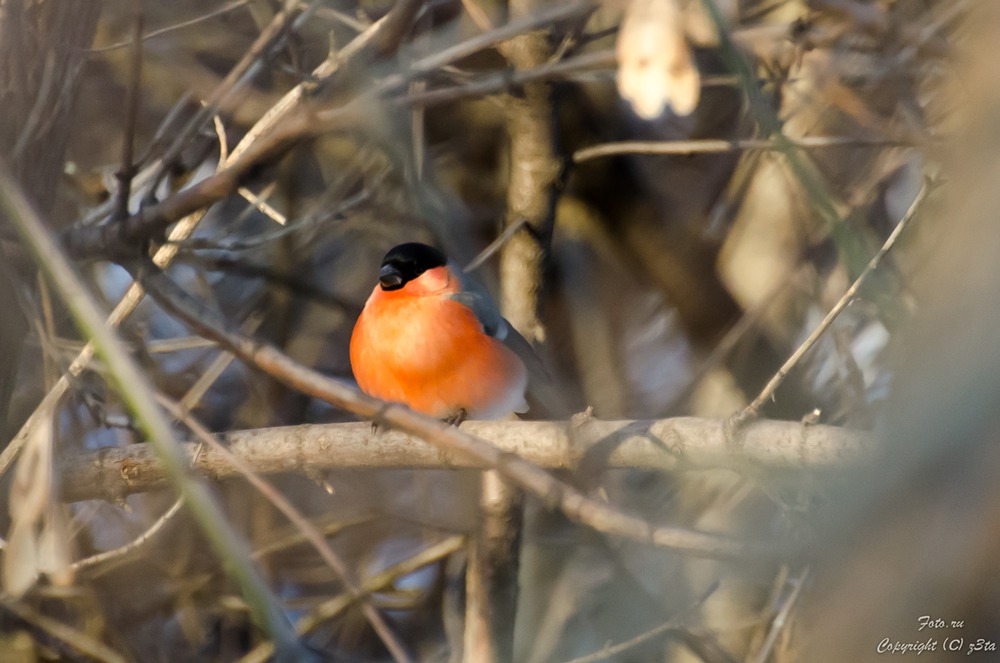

{"left": 350, "top": 268, "right": 527, "bottom": 419}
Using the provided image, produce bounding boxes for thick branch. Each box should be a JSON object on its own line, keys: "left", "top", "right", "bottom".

{"left": 60, "top": 417, "right": 869, "bottom": 503}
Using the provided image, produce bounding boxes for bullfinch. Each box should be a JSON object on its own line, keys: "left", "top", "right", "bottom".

{"left": 350, "top": 242, "right": 535, "bottom": 422}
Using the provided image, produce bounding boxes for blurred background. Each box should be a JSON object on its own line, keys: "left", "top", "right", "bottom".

{"left": 1, "top": 0, "right": 996, "bottom": 661}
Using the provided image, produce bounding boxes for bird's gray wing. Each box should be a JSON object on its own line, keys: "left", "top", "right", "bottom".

{"left": 447, "top": 264, "right": 549, "bottom": 381}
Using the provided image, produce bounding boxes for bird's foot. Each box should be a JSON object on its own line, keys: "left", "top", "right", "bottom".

{"left": 443, "top": 408, "right": 468, "bottom": 426}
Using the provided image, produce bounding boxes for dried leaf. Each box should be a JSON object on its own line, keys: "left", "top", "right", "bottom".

{"left": 2, "top": 520, "right": 40, "bottom": 598}
{"left": 38, "top": 505, "right": 74, "bottom": 587}
{"left": 616, "top": 0, "right": 700, "bottom": 118}
{"left": 8, "top": 407, "right": 54, "bottom": 522}
{"left": 3, "top": 402, "right": 57, "bottom": 597}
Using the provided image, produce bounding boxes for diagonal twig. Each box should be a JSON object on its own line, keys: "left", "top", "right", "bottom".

{"left": 735, "top": 177, "right": 937, "bottom": 424}
{"left": 748, "top": 567, "right": 810, "bottom": 663}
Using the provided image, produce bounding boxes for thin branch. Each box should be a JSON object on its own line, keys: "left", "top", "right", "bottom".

{"left": 312, "top": 6, "right": 371, "bottom": 33}
{"left": 399, "top": 55, "right": 740, "bottom": 111}
{"left": 563, "top": 581, "right": 720, "bottom": 663}
{"left": 697, "top": 0, "right": 892, "bottom": 285}
{"left": 113, "top": 10, "right": 144, "bottom": 221}
{"left": 399, "top": 49, "right": 615, "bottom": 109}
{"left": 298, "top": 535, "right": 465, "bottom": 635}
{"left": 0, "top": 159, "right": 304, "bottom": 657}
{"left": 72, "top": 496, "right": 184, "bottom": 575}
{"left": 748, "top": 567, "right": 810, "bottom": 663}
{"left": 59, "top": 417, "right": 870, "bottom": 503}
{"left": 735, "top": 177, "right": 937, "bottom": 423}
{"left": 251, "top": 515, "right": 375, "bottom": 561}
{"left": 573, "top": 135, "right": 916, "bottom": 162}
{"left": 62, "top": 104, "right": 359, "bottom": 260}
{"left": 465, "top": 219, "right": 528, "bottom": 272}
{"left": 86, "top": 1, "right": 251, "bottom": 54}
{"left": 172, "top": 251, "right": 361, "bottom": 312}
{"left": 402, "top": 1, "right": 594, "bottom": 81}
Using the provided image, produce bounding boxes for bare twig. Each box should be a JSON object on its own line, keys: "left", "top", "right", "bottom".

{"left": 87, "top": 1, "right": 251, "bottom": 54}
{"left": 250, "top": 515, "right": 375, "bottom": 561}
{"left": 563, "top": 581, "right": 720, "bottom": 663}
{"left": 2, "top": 103, "right": 236, "bottom": 480}
{"left": 399, "top": 49, "right": 616, "bottom": 109}
{"left": 400, "top": 44, "right": 744, "bottom": 112}
{"left": 178, "top": 313, "right": 261, "bottom": 412}
{"left": 398, "top": 1, "right": 593, "bottom": 80}
{"left": 62, "top": 104, "right": 360, "bottom": 260}
{"left": 573, "top": 135, "right": 916, "bottom": 162}
{"left": 735, "top": 177, "right": 936, "bottom": 423}
{"left": 461, "top": 0, "right": 495, "bottom": 31}
{"left": 113, "top": 10, "right": 144, "bottom": 221}
{"left": 71, "top": 496, "right": 184, "bottom": 575}
{"left": 748, "top": 568, "right": 809, "bottom": 663}
{"left": 297, "top": 535, "right": 465, "bottom": 634}
{"left": 465, "top": 219, "right": 528, "bottom": 272}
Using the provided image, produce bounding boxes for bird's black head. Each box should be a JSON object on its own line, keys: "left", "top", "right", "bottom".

{"left": 378, "top": 243, "right": 448, "bottom": 290}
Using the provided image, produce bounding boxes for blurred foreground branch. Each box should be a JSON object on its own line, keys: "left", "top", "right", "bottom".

{"left": 60, "top": 416, "right": 869, "bottom": 503}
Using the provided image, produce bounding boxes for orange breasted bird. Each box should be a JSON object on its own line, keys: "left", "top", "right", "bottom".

{"left": 350, "top": 243, "right": 534, "bottom": 422}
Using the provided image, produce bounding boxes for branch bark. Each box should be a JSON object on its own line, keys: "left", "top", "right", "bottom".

{"left": 59, "top": 416, "right": 869, "bottom": 503}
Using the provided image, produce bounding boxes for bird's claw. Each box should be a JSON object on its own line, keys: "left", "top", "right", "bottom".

{"left": 444, "top": 408, "right": 468, "bottom": 426}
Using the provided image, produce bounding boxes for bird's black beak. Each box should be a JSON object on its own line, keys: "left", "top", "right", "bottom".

{"left": 378, "top": 264, "right": 404, "bottom": 290}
